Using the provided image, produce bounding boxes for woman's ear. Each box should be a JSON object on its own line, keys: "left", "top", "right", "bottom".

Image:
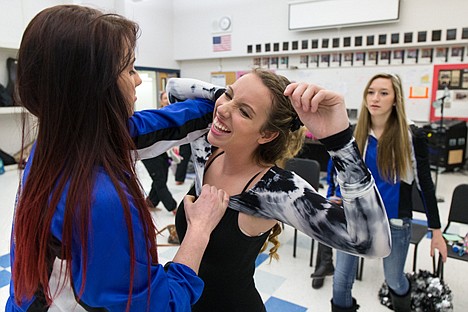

{"left": 258, "top": 131, "right": 279, "bottom": 144}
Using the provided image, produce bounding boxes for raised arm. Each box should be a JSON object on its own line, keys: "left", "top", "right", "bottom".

{"left": 287, "top": 83, "right": 390, "bottom": 257}
{"left": 128, "top": 99, "right": 213, "bottom": 159}
{"left": 227, "top": 84, "right": 391, "bottom": 258}
{"left": 229, "top": 130, "right": 391, "bottom": 258}
{"left": 129, "top": 78, "right": 226, "bottom": 160}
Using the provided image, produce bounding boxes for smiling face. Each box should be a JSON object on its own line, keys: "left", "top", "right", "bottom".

{"left": 208, "top": 73, "right": 278, "bottom": 154}
{"left": 117, "top": 55, "right": 142, "bottom": 116}
{"left": 365, "top": 77, "right": 395, "bottom": 121}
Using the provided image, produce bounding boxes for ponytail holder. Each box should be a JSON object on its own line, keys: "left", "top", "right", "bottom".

{"left": 290, "top": 116, "right": 303, "bottom": 132}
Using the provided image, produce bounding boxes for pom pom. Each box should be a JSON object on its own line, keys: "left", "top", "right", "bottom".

{"left": 378, "top": 270, "right": 453, "bottom": 311}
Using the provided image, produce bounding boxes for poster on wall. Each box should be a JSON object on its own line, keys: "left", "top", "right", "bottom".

{"left": 299, "top": 55, "right": 309, "bottom": 68}
{"left": 342, "top": 52, "right": 353, "bottom": 67}
{"left": 270, "top": 57, "right": 279, "bottom": 69}
{"left": 449, "top": 47, "right": 465, "bottom": 63}
{"left": 309, "top": 54, "right": 319, "bottom": 68}
{"left": 434, "top": 47, "right": 448, "bottom": 63}
{"left": 330, "top": 53, "right": 341, "bottom": 67}
{"left": 236, "top": 70, "right": 252, "bottom": 80}
{"left": 354, "top": 52, "right": 365, "bottom": 66}
{"left": 380, "top": 50, "right": 391, "bottom": 65}
{"left": 211, "top": 71, "right": 237, "bottom": 86}
{"left": 391, "top": 50, "right": 404, "bottom": 65}
{"left": 405, "top": 49, "right": 418, "bottom": 64}
{"left": 279, "top": 56, "right": 289, "bottom": 69}
{"left": 320, "top": 54, "right": 330, "bottom": 67}
{"left": 211, "top": 74, "right": 226, "bottom": 87}
{"left": 367, "top": 51, "right": 378, "bottom": 66}
{"left": 419, "top": 48, "right": 433, "bottom": 64}
{"left": 430, "top": 64, "right": 468, "bottom": 122}
{"left": 253, "top": 57, "right": 261, "bottom": 68}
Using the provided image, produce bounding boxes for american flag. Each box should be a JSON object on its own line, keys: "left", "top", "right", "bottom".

{"left": 213, "top": 35, "right": 231, "bottom": 52}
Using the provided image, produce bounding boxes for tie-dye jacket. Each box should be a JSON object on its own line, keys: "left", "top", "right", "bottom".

{"left": 191, "top": 126, "right": 392, "bottom": 258}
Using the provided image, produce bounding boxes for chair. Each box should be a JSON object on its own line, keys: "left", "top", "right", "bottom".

{"left": 436, "top": 184, "right": 468, "bottom": 281}
{"left": 285, "top": 158, "right": 321, "bottom": 267}
{"left": 356, "top": 183, "right": 432, "bottom": 280}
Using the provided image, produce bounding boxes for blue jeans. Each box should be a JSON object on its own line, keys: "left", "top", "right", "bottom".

{"left": 332, "top": 218, "right": 412, "bottom": 307}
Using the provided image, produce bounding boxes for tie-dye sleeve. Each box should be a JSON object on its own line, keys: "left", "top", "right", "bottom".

{"left": 229, "top": 137, "right": 391, "bottom": 258}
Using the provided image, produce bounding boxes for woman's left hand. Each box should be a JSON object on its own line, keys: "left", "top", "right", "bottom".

{"left": 284, "top": 82, "right": 349, "bottom": 139}
{"left": 430, "top": 228, "right": 448, "bottom": 262}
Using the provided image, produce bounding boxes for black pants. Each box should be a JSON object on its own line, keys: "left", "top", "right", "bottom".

{"left": 315, "top": 243, "right": 333, "bottom": 269}
{"left": 175, "top": 144, "right": 192, "bottom": 183}
{"left": 142, "top": 153, "right": 177, "bottom": 211}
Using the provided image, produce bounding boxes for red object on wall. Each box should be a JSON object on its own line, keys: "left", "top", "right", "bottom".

{"left": 430, "top": 63, "right": 468, "bottom": 122}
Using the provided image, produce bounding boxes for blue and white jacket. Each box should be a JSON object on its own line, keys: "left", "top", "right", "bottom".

{"left": 7, "top": 99, "right": 214, "bottom": 312}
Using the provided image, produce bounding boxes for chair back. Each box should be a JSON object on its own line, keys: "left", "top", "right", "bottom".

{"left": 285, "top": 158, "right": 321, "bottom": 191}
{"left": 448, "top": 184, "right": 468, "bottom": 225}
{"left": 436, "top": 184, "right": 468, "bottom": 280}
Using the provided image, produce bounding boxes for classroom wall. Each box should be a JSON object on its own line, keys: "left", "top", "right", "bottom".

{"left": 173, "top": 0, "right": 468, "bottom": 60}
{"left": 122, "top": 0, "right": 178, "bottom": 69}
{"left": 0, "top": 0, "right": 176, "bottom": 86}
{"left": 179, "top": 58, "right": 437, "bottom": 122}
{"left": 277, "top": 65, "right": 434, "bottom": 122}
{"left": 1, "top": 0, "right": 468, "bottom": 123}
{"left": 0, "top": 0, "right": 175, "bottom": 155}
{"left": 172, "top": 0, "right": 468, "bottom": 122}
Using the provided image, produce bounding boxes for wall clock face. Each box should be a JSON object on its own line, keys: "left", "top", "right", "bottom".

{"left": 219, "top": 16, "right": 231, "bottom": 31}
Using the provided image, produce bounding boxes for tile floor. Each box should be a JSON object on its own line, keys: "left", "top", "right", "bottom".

{"left": 1, "top": 160, "right": 467, "bottom": 311}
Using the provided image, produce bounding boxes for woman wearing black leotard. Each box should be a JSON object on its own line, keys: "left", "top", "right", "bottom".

{"left": 176, "top": 151, "right": 269, "bottom": 311}
{"left": 172, "top": 69, "right": 392, "bottom": 311}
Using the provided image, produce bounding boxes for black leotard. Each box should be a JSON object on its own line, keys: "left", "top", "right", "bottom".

{"left": 175, "top": 151, "right": 268, "bottom": 312}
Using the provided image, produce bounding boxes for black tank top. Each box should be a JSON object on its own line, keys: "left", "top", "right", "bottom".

{"left": 175, "top": 152, "right": 269, "bottom": 312}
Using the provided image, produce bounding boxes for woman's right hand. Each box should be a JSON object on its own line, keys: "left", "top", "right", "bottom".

{"left": 184, "top": 184, "right": 229, "bottom": 234}
{"left": 172, "top": 184, "right": 229, "bottom": 273}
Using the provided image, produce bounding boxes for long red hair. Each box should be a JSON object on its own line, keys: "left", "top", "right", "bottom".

{"left": 13, "top": 5, "right": 157, "bottom": 310}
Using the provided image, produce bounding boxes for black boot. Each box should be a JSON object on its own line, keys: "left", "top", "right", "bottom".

{"left": 312, "top": 277, "right": 324, "bottom": 289}
{"left": 311, "top": 243, "right": 334, "bottom": 278}
{"left": 331, "top": 298, "right": 360, "bottom": 312}
{"left": 389, "top": 284, "right": 411, "bottom": 312}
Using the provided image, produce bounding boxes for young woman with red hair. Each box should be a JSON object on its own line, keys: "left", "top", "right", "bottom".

{"left": 7, "top": 5, "right": 228, "bottom": 311}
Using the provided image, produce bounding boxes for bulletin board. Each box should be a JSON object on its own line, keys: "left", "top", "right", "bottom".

{"left": 210, "top": 71, "right": 236, "bottom": 86}
{"left": 277, "top": 64, "right": 433, "bottom": 122}
{"left": 430, "top": 63, "right": 468, "bottom": 122}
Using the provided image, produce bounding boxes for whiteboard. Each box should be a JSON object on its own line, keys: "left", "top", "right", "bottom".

{"left": 288, "top": 0, "right": 400, "bottom": 30}
{"left": 289, "top": 0, "right": 400, "bottom": 30}
{"left": 277, "top": 64, "right": 433, "bottom": 123}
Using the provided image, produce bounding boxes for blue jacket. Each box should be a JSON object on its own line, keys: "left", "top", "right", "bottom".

{"left": 7, "top": 99, "right": 213, "bottom": 312}
{"left": 327, "top": 125, "right": 441, "bottom": 229}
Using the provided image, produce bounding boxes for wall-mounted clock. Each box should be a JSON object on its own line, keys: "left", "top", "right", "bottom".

{"left": 219, "top": 16, "right": 231, "bottom": 31}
